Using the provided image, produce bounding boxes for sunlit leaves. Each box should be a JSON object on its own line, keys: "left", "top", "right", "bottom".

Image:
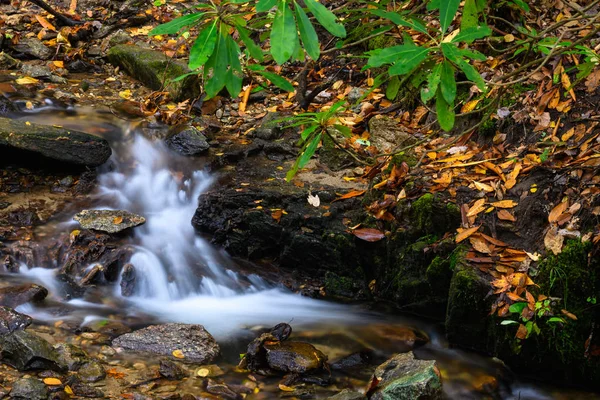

{"left": 427, "top": 0, "right": 461, "bottom": 33}
{"left": 248, "top": 64, "right": 294, "bottom": 92}
{"left": 436, "top": 89, "right": 455, "bottom": 132}
{"left": 303, "top": 0, "right": 346, "bottom": 38}
{"left": 369, "top": 10, "right": 428, "bottom": 35}
{"left": 294, "top": 2, "right": 320, "bottom": 60}
{"left": 189, "top": 19, "right": 218, "bottom": 70}
{"left": 149, "top": 13, "right": 205, "bottom": 36}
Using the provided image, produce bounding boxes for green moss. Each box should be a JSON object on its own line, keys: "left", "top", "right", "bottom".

{"left": 478, "top": 117, "right": 497, "bottom": 137}
{"left": 324, "top": 272, "right": 359, "bottom": 298}
{"left": 411, "top": 193, "right": 435, "bottom": 232}
{"left": 426, "top": 256, "right": 452, "bottom": 292}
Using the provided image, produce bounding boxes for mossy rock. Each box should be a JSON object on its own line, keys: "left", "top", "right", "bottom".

{"left": 318, "top": 130, "right": 357, "bottom": 171}
{"left": 410, "top": 194, "right": 460, "bottom": 235}
{"left": 108, "top": 44, "right": 200, "bottom": 101}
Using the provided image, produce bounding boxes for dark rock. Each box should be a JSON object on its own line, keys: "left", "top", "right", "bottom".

{"left": 0, "top": 306, "right": 31, "bottom": 336}
{"left": 0, "top": 52, "right": 20, "bottom": 69}
{"left": 206, "top": 379, "right": 242, "bottom": 400}
{"left": 165, "top": 125, "right": 209, "bottom": 156}
{"left": 108, "top": 44, "right": 199, "bottom": 101}
{"left": 254, "top": 112, "right": 283, "bottom": 140}
{"left": 69, "top": 382, "right": 104, "bottom": 398}
{"left": 328, "top": 389, "right": 366, "bottom": 400}
{"left": 20, "top": 64, "right": 52, "bottom": 79}
{"left": 0, "top": 283, "right": 48, "bottom": 308}
{"left": 78, "top": 361, "right": 106, "bottom": 382}
{"left": 347, "top": 87, "right": 366, "bottom": 104}
{"left": 159, "top": 359, "right": 186, "bottom": 380}
{"left": 367, "top": 352, "right": 442, "bottom": 400}
{"left": 10, "top": 38, "right": 53, "bottom": 60}
{"left": 0, "top": 330, "right": 67, "bottom": 372}
{"left": 73, "top": 209, "right": 145, "bottom": 233}
{"left": 120, "top": 263, "right": 136, "bottom": 296}
{"left": 264, "top": 341, "right": 327, "bottom": 374}
{"left": 78, "top": 264, "right": 105, "bottom": 286}
{"left": 55, "top": 343, "right": 90, "bottom": 371}
{"left": 0, "top": 117, "right": 112, "bottom": 166}
{"left": 9, "top": 378, "right": 48, "bottom": 400}
{"left": 331, "top": 350, "right": 373, "bottom": 371}
{"left": 112, "top": 323, "right": 219, "bottom": 364}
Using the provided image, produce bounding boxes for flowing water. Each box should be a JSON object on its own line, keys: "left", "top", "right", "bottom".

{"left": 3, "top": 108, "right": 599, "bottom": 399}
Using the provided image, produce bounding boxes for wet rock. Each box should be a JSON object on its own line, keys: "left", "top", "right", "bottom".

{"left": 74, "top": 209, "right": 146, "bottom": 233}
{"left": 120, "top": 263, "right": 136, "bottom": 296}
{"left": 55, "top": 343, "right": 90, "bottom": 371}
{"left": 264, "top": 341, "right": 327, "bottom": 374}
{"left": 0, "top": 117, "right": 112, "bottom": 166}
{"left": 108, "top": 44, "right": 200, "bottom": 101}
{"left": 159, "top": 359, "right": 186, "bottom": 380}
{"left": 78, "top": 264, "right": 105, "bottom": 286}
{"left": 328, "top": 389, "right": 366, "bottom": 400}
{"left": 69, "top": 382, "right": 104, "bottom": 398}
{"left": 368, "top": 116, "right": 418, "bottom": 153}
{"left": 112, "top": 323, "right": 219, "bottom": 364}
{"left": 9, "top": 378, "right": 48, "bottom": 400}
{"left": 0, "top": 52, "right": 20, "bottom": 69}
{"left": 206, "top": 379, "right": 242, "bottom": 400}
{"left": 0, "top": 306, "right": 32, "bottom": 336}
{"left": 107, "top": 30, "right": 133, "bottom": 47}
{"left": 330, "top": 350, "right": 374, "bottom": 371}
{"left": 0, "top": 283, "right": 48, "bottom": 308}
{"left": 347, "top": 87, "right": 366, "bottom": 104}
{"left": 367, "top": 352, "right": 442, "bottom": 400}
{"left": 10, "top": 37, "right": 53, "bottom": 60}
{"left": 253, "top": 112, "right": 283, "bottom": 140}
{"left": 78, "top": 361, "right": 106, "bottom": 382}
{"left": 20, "top": 64, "right": 52, "bottom": 79}
{"left": 0, "top": 330, "right": 67, "bottom": 372}
{"left": 165, "top": 125, "right": 209, "bottom": 156}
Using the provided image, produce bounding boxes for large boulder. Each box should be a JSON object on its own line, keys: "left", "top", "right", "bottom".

{"left": 367, "top": 352, "right": 442, "bottom": 400}
{"left": 0, "top": 283, "right": 48, "bottom": 308}
{"left": 108, "top": 44, "right": 200, "bottom": 101}
{"left": 0, "top": 117, "right": 111, "bottom": 166}
{"left": 0, "top": 330, "right": 67, "bottom": 372}
{"left": 112, "top": 323, "right": 219, "bottom": 364}
{"left": 0, "top": 306, "right": 32, "bottom": 336}
{"left": 73, "top": 209, "right": 146, "bottom": 233}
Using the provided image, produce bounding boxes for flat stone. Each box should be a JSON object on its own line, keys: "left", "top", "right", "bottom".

{"left": 112, "top": 323, "right": 219, "bottom": 364}
{"left": 165, "top": 125, "right": 209, "bottom": 156}
{"left": 264, "top": 341, "right": 327, "bottom": 374}
{"left": 0, "top": 283, "right": 47, "bottom": 308}
{"left": 0, "top": 330, "right": 67, "bottom": 372}
{"left": 9, "top": 378, "right": 48, "bottom": 400}
{"left": 10, "top": 37, "right": 53, "bottom": 60}
{"left": 0, "top": 306, "right": 32, "bottom": 336}
{"left": 328, "top": 389, "right": 366, "bottom": 400}
{"left": 74, "top": 209, "right": 145, "bottom": 233}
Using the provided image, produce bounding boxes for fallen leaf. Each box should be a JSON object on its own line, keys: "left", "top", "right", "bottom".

{"left": 516, "top": 323, "right": 528, "bottom": 339}
{"left": 64, "top": 385, "right": 74, "bottom": 395}
{"left": 279, "top": 384, "right": 295, "bottom": 392}
{"left": 507, "top": 292, "right": 524, "bottom": 301}
{"left": 470, "top": 236, "right": 492, "bottom": 254}
{"left": 172, "top": 349, "right": 185, "bottom": 359}
{"left": 119, "top": 89, "right": 132, "bottom": 99}
{"left": 352, "top": 228, "right": 385, "bottom": 242}
{"left": 491, "top": 200, "right": 517, "bottom": 208}
{"left": 544, "top": 226, "right": 564, "bottom": 255}
{"left": 16, "top": 76, "right": 40, "bottom": 85}
{"left": 497, "top": 209, "right": 516, "bottom": 221}
{"left": 196, "top": 368, "right": 210, "bottom": 377}
{"left": 113, "top": 216, "right": 123, "bottom": 224}
{"left": 461, "top": 99, "right": 480, "bottom": 113}
{"left": 561, "top": 309, "right": 578, "bottom": 320}
{"left": 548, "top": 199, "right": 568, "bottom": 223}
{"left": 271, "top": 209, "right": 283, "bottom": 222}
{"left": 334, "top": 190, "right": 366, "bottom": 201}
{"left": 467, "top": 199, "right": 487, "bottom": 217}
{"left": 43, "top": 378, "right": 62, "bottom": 385}
{"left": 456, "top": 226, "right": 480, "bottom": 243}
{"left": 35, "top": 15, "right": 56, "bottom": 31}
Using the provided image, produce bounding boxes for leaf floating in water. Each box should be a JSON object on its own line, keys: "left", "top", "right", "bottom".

{"left": 352, "top": 228, "right": 385, "bottom": 242}
{"left": 172, "top": 349, "right": 185, "bottom": 359}
{"left": 43, "top": 378, "right": 62, "bottom": 385}
{"left": 196, "top": 368, "right": 210, "bottom": 377}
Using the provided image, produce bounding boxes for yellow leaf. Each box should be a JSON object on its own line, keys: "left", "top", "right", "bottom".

{"left": 461, "top": 99, "right": 480, "bottom": 113}
{"left": 16, "top": 76, "right": 40, "bottom": 85}
{"left": 497, "top": 209, "right": 516, "bottom": 222}
{"left": 113, "top": 216, "right": 123, "bottom": 224}
{"left": 490, "top": 200, "right": 517, "bottom": 208}
{"left": 504, "top": 34, "right": 515, "bottom": 42}
{"left": 64, "top": 385, "right": 74, "bottom": 395}
{"left": 473, "top": 181, "right": 494, "bottom": 192}
{"left": 456, "top": 226, "right": 480, "bottom": 243}
{"left": 548, "top": 199, "right": 568, "bottom": 223}
{"left": 119, "top": 89, "right": 132, "bottom": 99}
{"left": 466, "top": 198, "right": 486, "bottom": 217}
{"left": 35, "top": 15, "right": 56, "bottom": 31}
{"left": 279, "top": 384, "right": 295, "bottom": 392}
{"left": 196, "top": 368, "right": 210, "bottom": 377}
{"left": 53, "top": 60, "right": 65, "bottom": 68}
{"left": 43, "top": 378, "right": 62, "bottom": 385}
{"left": 172, "top": 349, "right": 185, "bottom": 359}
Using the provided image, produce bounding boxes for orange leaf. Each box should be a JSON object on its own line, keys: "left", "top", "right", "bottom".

{"left": 35, "top": 15, "right": 56, "bottom": 31}
{"left": 497, "top": 209, "right": 516, "bottom": 221}
{"left": 239, "top": 84, "right": 251, "bottom": 114}
{"left": 43, "top": 378, "right": 62, "bottom": 386}
{"left": 334, "top": 190, "right": 366, "bottom": 201}
{"left": 113, "top": 216, "right": 123, "bottom": 224}
{"left": 271, "top": 209, "right": 283, "bottom": 223}
{"left": 456, "top": 226, "right": 480, "bottom": 243}
{"left": 466, "top": 199, "right": 486, "bottom": 218}
{"left": 470, "top": 236, "right": 492, "bottom": 254}
{"left": 506, "top": 292, "right": 524, "bottom": 301}
{"left": 548, "top": 199, "right": 568, "bottom": 223}
{"left": 352, "top": 228, "right": 385, "bottom": 242}
{"left": 491, "top": 200, "right": 517, "bottom": 208}
{"left": 561, "top": 309, "right": 578, "bottom": 320}
{"left": 516, "top": 323, "right": 528, "bottom": 339}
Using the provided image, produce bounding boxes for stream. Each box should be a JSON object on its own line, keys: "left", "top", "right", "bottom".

{"left": 2, "top": 107, "right": 598, "bottom": 399}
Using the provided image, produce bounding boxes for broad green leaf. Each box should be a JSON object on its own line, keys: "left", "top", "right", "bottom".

{"left": 451, "top": 25, "right": 491, "bottom": 43}
{"left": 458, "top": 47, "right": 487, "bottom": 61}
{"left": 291, "top": 32, "right": 305, "bottom": 61}
{"left": 189, "top": 20, "right": 218, "bottom": 69}
{"left": 256, "top": 0, "right": 277, "bottom": 12}
{"left": 225, "top": 34, "right": 243, "bottom": 97}
{"left": 257, "top": 70, "right": 295, "bottom": 91}
{"left": 386, "top": 75, "right": 400, "bottom": 100}
{"left": 367, "top": 43, "right": 419, "bottom": 67}
{"left": 442, "top": 43, "right": 486, "bottom": 90}
{"left": 511, "top": 0, "right": 530, "bottom": 12}
{"left": 509, "top": 302, "right": 528, "bottom": 314}
{"left": 304, "top": 0, "right": 346, "bottom": 38}
{"left": 149, "top": 13, "right": 205, "bottom": 36}
{"left": 388, "top": 47, "right": 429, "bottom": 76}
{"left": 238, "top": 27, "right": 263, "bottom": 61}
{"left": 369, "top": 10, "right": 428, "bottom": 35}
{"left": 427, "top": 0, "right": 460, "bottom": 33}
{"left": 547, "top": 317, "right": 566, "bottom": 323}
{"left": 333, "top": 124, "right": 352, "bottom": 137}
{"left": 436, "top": 90, "right": 455, "bottom": 131}
{"left": 203, "top": 31, "right": 228, "bottom": 98}
{"left": 286, "top": 132, "right": 321, "bottom": 181}
{"left": 500, "top": 320, "right": 519, "bottom": 325}
{"left": 461, "top": 0, "right": 479, "bottom": 30}
{"left": 421, "top": 62, "right": 442, "bottom": 102}
{"left": 301, "top": 124, "right": 320, "bottom": 141}
{"left": 294, "top": 1, "right": 320, "bottom": 60}
{"left": 271, "top": 0, "right": 298, "bottom": 64}
{"left": 171, "top": 70, "right": 200, "bottom": 83}
{"left": 440, "top": 60, "right": 456, "bottom": 104}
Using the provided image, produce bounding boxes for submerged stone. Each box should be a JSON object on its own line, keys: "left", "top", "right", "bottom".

{"left": 112, "top": 323, "right": 219, "bottom": 364}
{"left": 367, "top": 352, "right": 442, "bottom": 400}
{"left": 73, "top": 209, "right": 145, "bottom": 233}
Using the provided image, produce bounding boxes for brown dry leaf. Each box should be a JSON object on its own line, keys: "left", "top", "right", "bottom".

{"left": 585, "top": 69, "right": 600, "bottom": 92}
{"left": 497, "top": 209, "right": 516, "bottom": 221}
{"left": 35, "top": 15, "right": 56, "bottom": 31}
{"left": 544, "top": 226, "right": 564, "bottom": 255}
{"left": 491, "top": 200, "right": 517, "bottom": 208}
{"left": 470, "top": 236, "right": 492, "bottom": 254}
{"left": 467, "top": 199, "right": 486, "bottom": 217}
{"left": 506, "top": 292, "right": 524, "bottom": 301}
{"left": 239, "top": 85, "right": 252, "bottom": 114}
{"left": 456, "top": 226, "right": 480, "bottom": 243}
{"left": 106, "top": 368, "right": 126, "bottom": 379}
{"left": 271, "top": 210, "right": 283, "bottom": 223}
{"left": 516, "top": 324, "right": 528, "bottom": 339}
{"left": 505, "top": 162, "right": 522, "bottom": 190}
{"left": 353, "top": 228, "right": 385, "bottom": 242}
{"left": 43, "top": 378, "right": 62, "bottom": 386}
{"left": 113, "top": 216, "right": 123, "bottom": 224}
{"left": 548, "top": 199, "right": 568, "bottom": 223}
{"left": 510, "top": 272, "right": 535, "bottom": 287}
{"left": 561, "top": 309, "right": 578, "bottom": 320}
{"left": 334, "top": 190, "right": 366, "bottom": 201}
{"left": 473, "top": 181, "right": 494, "bottom": 192}
{"left": 561, "top": 72, "right": 576, "bottom": 101}
{"left": 480, "top": 233, "right": 508, "bottom": 247}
